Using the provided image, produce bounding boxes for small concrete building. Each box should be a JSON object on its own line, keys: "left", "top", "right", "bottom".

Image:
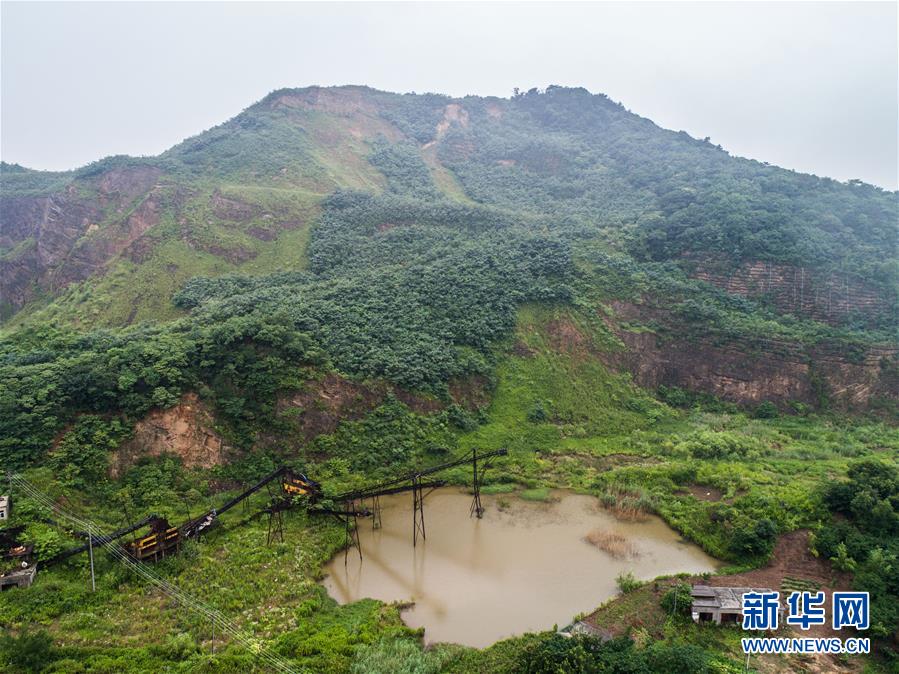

{"left": 691, "top": 585, "right": 781, "bottom": 625}
{"left": 0, "top": 495, "right": 8, "bottom": 521}
{"left": 0, "top": 565, "right": 36, "bottom": 591}
{"left": 1, "top": 537, "right": 35, "bottom": 591}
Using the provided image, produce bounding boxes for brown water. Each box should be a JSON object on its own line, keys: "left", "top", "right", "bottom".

{"left": 323, "top": 489, "right": 718, "bottom": 647}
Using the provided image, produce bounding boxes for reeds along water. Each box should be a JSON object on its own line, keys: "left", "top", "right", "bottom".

{"left": 598, "top": 484, "right": 655, "bottom": 521}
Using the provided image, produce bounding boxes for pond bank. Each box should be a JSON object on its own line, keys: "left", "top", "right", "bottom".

{"left": 322, "top": 488, "right": 720, "bottom": 647}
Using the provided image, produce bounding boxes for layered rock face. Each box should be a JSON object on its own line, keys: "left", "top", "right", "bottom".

{"left": 691, "top": 260, "right": 893, "bottom": 327}
{"left": 609, "top": 301, "right": 898, "bottom": 410}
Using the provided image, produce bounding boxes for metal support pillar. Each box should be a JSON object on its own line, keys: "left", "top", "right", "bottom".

{"left": 371, "top": 495, "right": 382, "bottom": 530}
{"left": 412, "top": 475, "right": 426, "bottom": 546}
{"left": 266, "top": 508, "right": 284, "bottom": 546}
{"left": 343, "top": 502, "right": 362, "bottom": 565}
{"left": 470, "top": 448, "right": 484, "bottom": 518}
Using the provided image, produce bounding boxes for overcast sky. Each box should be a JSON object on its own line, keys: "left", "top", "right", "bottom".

{"left": 1, "top": 1, "right": 896, "bottom": 189}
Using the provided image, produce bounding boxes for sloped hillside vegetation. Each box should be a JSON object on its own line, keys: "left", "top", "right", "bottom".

{"left": 1, "top": 85, "right": 897, "bottom": 673}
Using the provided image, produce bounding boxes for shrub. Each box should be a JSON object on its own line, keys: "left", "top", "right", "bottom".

{"left": 446, "top": 403, "right": 478, "bottom": 431}
{"left": 515, "top": 633, "right": 712, "bottom": 673}
{"left": 729, "top": 518, "right": 777, "bottom": 558}
{"left": 657, "top": 385, "right": 691, "bottom": 408}
{"left": 753, "top": 401, "right": 779, "bottom": 419}
{"left": 829, "top": 542, "right": 856, "bottom": 572}
{"left": 615, "top": 571, "right": 643, "bottom": 594}
{"left": 48, "top": 416, "right": 128, "bottom": 491}
{"left": 527, "top": 400, "right": 551, "bottom": 423}
{"left": 644, "top": 642, "right": 710, "bottom": 674}
{"left": 661, "top": 583, "right": 693, "bottom": 616}
{"left": 0, "top": 630, "right": 56, "bottom": 673}
{"left": 23, "top": 524, "right": 64, "bottom": 562}
{"left": 676, "top": 431, "right": 755, "bottom": 460}
{"left": 515, "top": 633, "right": 603, "bottom": 674}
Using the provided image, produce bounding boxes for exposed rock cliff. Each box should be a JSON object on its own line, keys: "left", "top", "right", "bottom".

{"left": 1, "top": 166, "right": 161, "bottom": 313}
{"left": 690, "top": 260, "right": 893, "bottom": 327}
{"left": 112, "top": 392, "right": 225, "bottom": 477}
{"left": 608, "top": 301, "right": 897, "bottom": 410}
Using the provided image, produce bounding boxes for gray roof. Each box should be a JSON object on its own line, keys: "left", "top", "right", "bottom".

{"left": 691, "top": 585, "right": 776, "bottom": 612}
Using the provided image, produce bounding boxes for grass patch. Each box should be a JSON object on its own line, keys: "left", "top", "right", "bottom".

{"left": 597, "top": 484, "right": 656, "bottom": 521}
{"left": 480, "top": 483, "right": 517, "bottom": 495}
{"left": 518, "top": 487, "right": 555, "bottom": 502}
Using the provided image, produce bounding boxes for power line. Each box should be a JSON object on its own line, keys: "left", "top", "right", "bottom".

{"left": 11, "top": 475, "right": 295, "bottom": 673}
{"left": 7, "top": 473, "right": 298, "bottom": 674}
{"left": 10, "top": 475, "right": 295, "bottom": 673}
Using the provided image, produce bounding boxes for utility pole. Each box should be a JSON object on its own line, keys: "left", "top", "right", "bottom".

{"left": 87, "top": 529, "right": 96, "bottom": 592}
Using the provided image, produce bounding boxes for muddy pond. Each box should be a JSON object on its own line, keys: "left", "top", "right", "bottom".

{"left": 323, "top": 489, "right": 718, "bottom": 647}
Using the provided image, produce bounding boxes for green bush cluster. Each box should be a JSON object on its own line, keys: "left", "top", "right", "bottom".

{"left": 817, "top": 459, "right": 899, "bottom": 639}
{"left": 48, "top": 416, "right": 128, "bottom": 491}
{"left": 368, "top": 138, "right": 440, "bottom": 198}
{"left": 514, "top": 633, "right": 713, "bottom": 674}
{"left": 675, "top": 431, "right": 759, "bottom": 460}
{"left": 583, "top": 249, "right": 894, "bottom": 344}
{"left": 0, "top": 630, "right": 56, "bottom": 673}
{"left": 0, "top": 313, "right": 324, "bottom": 468}
{"left": 660, "top": 583, "right": 693, "bottom": 616}
{"left": 174, "top": 192, "right": 573, "bottom": 394}
{"left": 615, "top": 571, "right": 644, "bottom": 594}
{"left": 312, "top": 397, "right": 455, "bottom": 472}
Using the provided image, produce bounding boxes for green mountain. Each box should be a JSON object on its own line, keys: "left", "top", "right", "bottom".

{"left": 3, "top": 85, "right": 895, "bottom": 329}
{"left": 1, "top": 86, "right": 897, "bottom": 672}
{"left": 2, "top": 85, "right": 895, "bottom": 463}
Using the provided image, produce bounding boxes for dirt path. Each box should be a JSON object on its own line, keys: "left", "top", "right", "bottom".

{"left": 711, "top": 530, "right": 844, "bottom": 598}
{"left": 697, "top": 530, "right": 864, "bottom": 673}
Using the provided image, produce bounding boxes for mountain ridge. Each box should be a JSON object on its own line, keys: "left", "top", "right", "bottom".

{"left": 1, "top": 85, "right": 895, "bottom": 434}
{"left": 5, "top": 84, "right": 896, "bottom": 188}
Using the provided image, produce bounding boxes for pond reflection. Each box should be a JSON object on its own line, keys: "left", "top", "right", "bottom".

{"left": 323, "top": 489, "right": 718, "bottom": 647}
